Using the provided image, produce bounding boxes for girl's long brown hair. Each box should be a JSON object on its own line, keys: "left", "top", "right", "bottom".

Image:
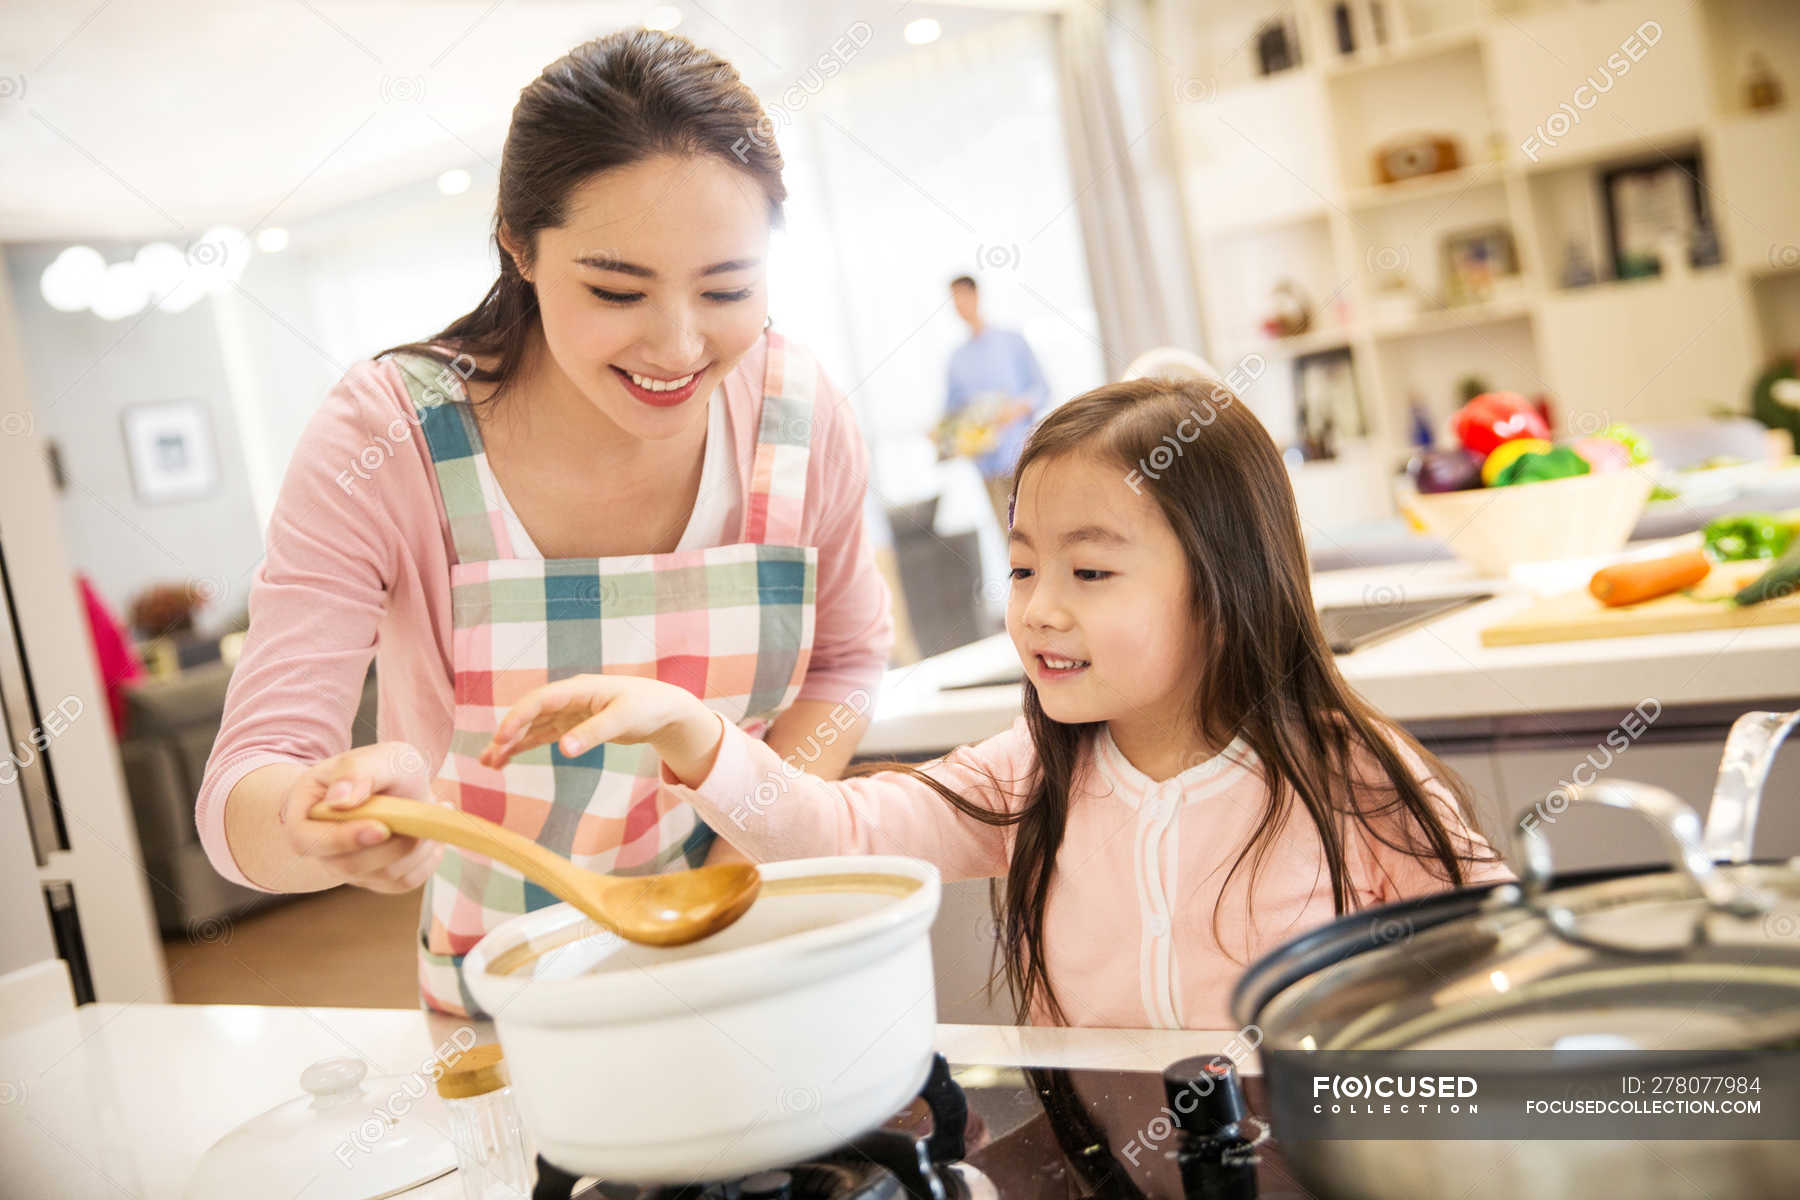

{"left": 373, "top": 28, "right": 785, "bottom": 407}
{"left": 852, "top": 376, "right": 1501, "bottom": 1024}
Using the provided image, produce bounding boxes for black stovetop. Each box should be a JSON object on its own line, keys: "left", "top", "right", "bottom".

{"left": 543, "top": 1054, "right": 1310, "bottom": 1200}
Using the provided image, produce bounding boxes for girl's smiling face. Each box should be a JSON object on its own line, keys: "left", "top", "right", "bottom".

{"left": 505, "top": 152, "right": 771, "bottom": 440}
{"left": 1006, "top": 453, "right": 1202, "bottom": 745}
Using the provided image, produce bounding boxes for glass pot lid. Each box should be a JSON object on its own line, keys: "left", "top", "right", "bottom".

{"left": 184, "top": 1056, "right": 457, "bottom": 1200}
{"left": 1236, "top": 779, "right": 1800, "bottom": 1054}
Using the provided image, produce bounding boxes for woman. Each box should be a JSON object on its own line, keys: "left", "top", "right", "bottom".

{"left": 196, "top": 29, "right": 894, "bottom": 1018}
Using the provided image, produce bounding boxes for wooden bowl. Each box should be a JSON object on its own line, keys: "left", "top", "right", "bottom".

{"left": 1397, "top": 465, "right": 1657, "bottom": 577}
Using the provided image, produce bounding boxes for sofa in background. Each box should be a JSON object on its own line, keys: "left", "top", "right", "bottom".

{"left": 118, "top": 662, "right": 379, "bottom": 937}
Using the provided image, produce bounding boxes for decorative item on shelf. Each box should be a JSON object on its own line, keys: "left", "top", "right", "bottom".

{"left": 1456, "top": 375, "right": 1491, "bottom": 406}
{"left": 1373, "top": 134, "right": 1461, "bottom": 184}
{"left": 120, "top": 400, "right": 218, "bottom": 504}
{"left": 1744, "top": 53, "right": 1784, "bottom": 112}
{"left": 1408, "top": 397, "right": 1434, "bottom": 449}
{"left": 1331, "top": 0, "right": 1403, "bottom": 56}
{"left": 1440, "top": 224, "right": 1519, "bottom": 305}
{"left": 1369, "top": 267, "right": 1420, "bottom": 325}
{"left": 1598, "top": 151, "right": 1707, "bottom": 281}
{"left": 1260, "top": 278, "right": 1313, "bottom": 338}
{"left": 1254, "top": 16, "right": 1300, "bottom": 76}
{"left": 1293, "top": 346, "right": 1364, "bottom": 461}
{"left": 1751, "top": 355, "right": 1800, "bottom": 450}
{"left": 1560, "top": 238, "right": 1598, "bottom": 289}
{"left": 1332, "top": 2, "right": 1355, "bottom": 55}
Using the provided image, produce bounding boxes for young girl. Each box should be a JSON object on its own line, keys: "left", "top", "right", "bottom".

{"left": 476, "top": 375, "right": 1513, "bottom": 1029}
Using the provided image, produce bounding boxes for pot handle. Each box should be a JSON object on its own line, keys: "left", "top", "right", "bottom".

{"left": 1703, "top": 708, "right": 1800, "bottom": 865}
{"left": 1515, "top": 780, "right": 1773, "bottom": 951}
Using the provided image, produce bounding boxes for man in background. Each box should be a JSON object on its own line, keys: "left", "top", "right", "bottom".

{"left": 942, "top": 275, "right": 1050, "bottom": 531}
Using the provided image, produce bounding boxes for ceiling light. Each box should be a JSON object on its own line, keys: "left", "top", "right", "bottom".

{"left": 134, "top": 242, "right": 187, "bottom": 303}
{"left": 39, "top": 245, "right": 106, "bottom": 312}
{"left": 90, "top": 261, "right": 149, "bottom": 321}
{"left": 904, "top": 18, "right": 941, "bottom": 45}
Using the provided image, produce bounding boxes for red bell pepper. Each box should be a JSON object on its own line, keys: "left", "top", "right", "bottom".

{"left": 1452, "top": 392, "right": 1551, "bottom": 457}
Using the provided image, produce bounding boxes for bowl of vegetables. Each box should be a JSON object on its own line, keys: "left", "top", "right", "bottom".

{"left": 1398, "top": 392, "right": 1657, "bottom": 576}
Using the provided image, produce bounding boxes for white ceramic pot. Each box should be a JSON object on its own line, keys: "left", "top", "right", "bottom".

{"left": 462, "top": 855, "right": 943, "bottom": 1183}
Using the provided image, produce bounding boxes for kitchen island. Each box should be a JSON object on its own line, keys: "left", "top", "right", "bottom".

{"left": 0, "top": 1001, "right": 1257, "bottom": 1199}
{"left": 863, "top": 551, "right": 1800, "bottom": 758}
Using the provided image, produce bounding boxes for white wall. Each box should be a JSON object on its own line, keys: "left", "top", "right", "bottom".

{"left": 5, "top": 243, "right": 266, "bottom": 630}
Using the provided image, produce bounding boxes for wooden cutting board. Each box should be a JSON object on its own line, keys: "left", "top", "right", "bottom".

{"left": 1480, "top": 558, "right": 1800, "bottom": 646}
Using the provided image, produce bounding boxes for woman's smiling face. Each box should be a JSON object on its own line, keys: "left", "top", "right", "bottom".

{"left": 1005, "top": 453, "right": 1200, "bottom": 734}
{"left": 509, "top": 152, "right": 771, "bottom": 440}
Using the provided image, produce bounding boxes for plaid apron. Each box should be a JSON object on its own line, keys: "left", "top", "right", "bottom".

{"left": 383, "top": 334, "right": 819, "bottom": 1017}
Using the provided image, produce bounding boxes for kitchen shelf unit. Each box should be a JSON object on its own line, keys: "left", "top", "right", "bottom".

{"left": 1152, "top": 0, "right": 1800, "bottom": 526}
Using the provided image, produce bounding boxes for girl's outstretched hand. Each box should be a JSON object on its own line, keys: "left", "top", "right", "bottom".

{"left": 477, "top": 674, "right": 726, "bottom": 785}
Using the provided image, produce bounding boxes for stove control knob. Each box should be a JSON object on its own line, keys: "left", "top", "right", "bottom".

{"left": 1162, "top": 1054, "right": 1248, "bottom": 1137}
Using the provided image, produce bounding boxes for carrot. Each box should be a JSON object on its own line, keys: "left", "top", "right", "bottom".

{"left": 1588, "top": 548, "right": 1711, "bottom": 607}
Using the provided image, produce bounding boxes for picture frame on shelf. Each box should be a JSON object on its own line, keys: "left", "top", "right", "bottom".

{"left": 1293, "top": 347, "right": 1365, "bottom": 461}
{"left": 120, "top": 400, "right": 218, "bottom": 505}
{"left": 1598, "top": 152, "right": 1708, "bottom": 281}
{"left": 1254, "top": 15, "right": 1301, "bottom": 76}
{"left": 1441, "top": 224, "right": 1519, "bottom": 306}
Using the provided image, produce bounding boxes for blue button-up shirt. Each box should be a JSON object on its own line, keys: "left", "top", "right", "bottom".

{"left": 945, "top": 327, "right": 1050, "bottom": 479}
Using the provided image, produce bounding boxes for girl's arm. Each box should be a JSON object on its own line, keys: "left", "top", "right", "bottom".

{"left": 482, "top": 677, "right": 1029, "bottom": 880}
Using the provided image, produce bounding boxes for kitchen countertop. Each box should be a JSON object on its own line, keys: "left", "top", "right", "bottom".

{"left": 862, "top": 543, "right": 1800, "bottom": 756}
{"left": 0, "top": 1002, "right": 1256, "bottom": 1199}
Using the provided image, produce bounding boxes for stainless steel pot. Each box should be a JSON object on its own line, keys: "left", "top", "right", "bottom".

{"left": 1233, "top": 708, "right": 1800, "bottom": 1200}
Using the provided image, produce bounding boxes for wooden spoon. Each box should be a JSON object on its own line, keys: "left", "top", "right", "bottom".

{"left": 311, "top": 794, "right": 761, "bottom": 947}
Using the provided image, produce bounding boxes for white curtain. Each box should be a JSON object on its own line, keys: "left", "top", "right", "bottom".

{"left": 1055, "top": 0, "right": 1198, "bottom": 378}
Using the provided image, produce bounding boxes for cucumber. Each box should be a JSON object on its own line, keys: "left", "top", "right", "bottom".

{"left": 1735, "top": 544, "right": 1800, "bottom": 606}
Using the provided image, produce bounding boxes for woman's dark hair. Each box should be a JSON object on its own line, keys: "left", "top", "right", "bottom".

{"left": 373, "top": 28, "right": 786, "bottom": 408}
{"left": 851, "top": 376, "right": 1502, "bottom": 1025}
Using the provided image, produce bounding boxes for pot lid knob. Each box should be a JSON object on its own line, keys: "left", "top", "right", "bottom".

{"left": 298, "top": 1057, "right": 368, "bottom": 1107}
{"left": 1163, "top": 1055, "right": 1247, "bottom": 1136}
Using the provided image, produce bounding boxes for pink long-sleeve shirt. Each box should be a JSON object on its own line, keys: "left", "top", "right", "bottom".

{"left": 197, "top": 335, "right": 894, "bottom": 892}
{"left": 662, "top": 713, "right": 1514, "bottom": 1030}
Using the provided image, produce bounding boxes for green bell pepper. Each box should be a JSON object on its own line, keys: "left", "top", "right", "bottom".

{"left": 1492, "top": 445, "right": 1592, "bottom": 487}
{"left": 1704, "top": 513, "right": 1795, "bottom": 562}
